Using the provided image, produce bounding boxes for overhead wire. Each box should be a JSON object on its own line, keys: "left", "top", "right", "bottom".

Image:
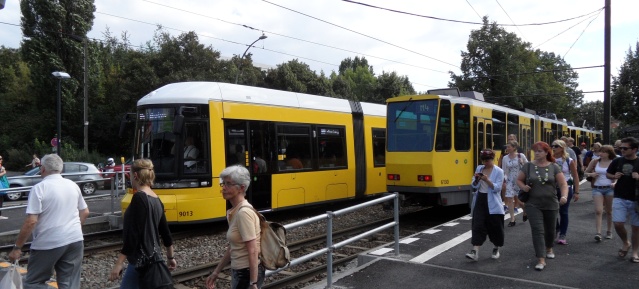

{"left": 563, "top": 11, "right": 602, "bottom": 58}
{"left": 96, "top": 12, "right": 339, "bottom": 66}
{"left": 142, "top": 0, "right": 449, "bottom": 74}
{"left": 261, "top": 0, "right": 460, "bottom": 68}
{"left": 465, "top": 0, "right": 484, "bottom": 21}
{"left": 533, "top": 11, "right": 602, "bottom": 49}
{"left": 495, "top": 0, "right": 527, "bottom": 42}
{"left": 341, "top": 0, "right": 603, "bottom": 26}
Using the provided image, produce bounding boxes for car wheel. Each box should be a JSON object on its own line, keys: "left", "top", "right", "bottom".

{"left": 4, "top": 190, "right": 22, "bottom": 201}
{"left": 81, "top": 182, "right": 96, "bottom": 195}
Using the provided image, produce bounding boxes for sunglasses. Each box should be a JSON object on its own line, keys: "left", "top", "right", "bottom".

{"left": 551, "top": 145, "right": 562, "bottom": 148}
{"left": 619, "top": 147, "right": 632, "bottom": 151}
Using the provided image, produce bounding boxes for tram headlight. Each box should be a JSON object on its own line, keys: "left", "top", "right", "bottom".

{"left": 417, "top": 175, "right": 432, "bottom": 182}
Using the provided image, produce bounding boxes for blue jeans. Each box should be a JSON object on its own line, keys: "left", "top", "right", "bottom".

{"left": 556, "top": 186, "right": 574, "bottom": 236}
{"left": 120, "top": 264, "right": 139, "bottom": 289}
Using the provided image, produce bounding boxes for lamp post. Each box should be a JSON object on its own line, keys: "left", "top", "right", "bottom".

{"left": 234, "top": 34, "right": 267, "bottom": 84}
{"left": 52, "top": 71, "right": 71, "bottom": 157}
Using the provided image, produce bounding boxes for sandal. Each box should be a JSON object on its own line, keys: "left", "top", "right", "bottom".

{"left": 595, "top": 234, "right": 602, "bottom": 242}
{"left": 619, "top": 242, "right": 632, "bottom": 258}
{"left": 632, "top": 257, "right": 639, "bottom": 263}
{"left": 619, "top": 249, "right": 629, "bottom": 258}
{"left": 508, "top": 221, "right": 516, "bottom": 227}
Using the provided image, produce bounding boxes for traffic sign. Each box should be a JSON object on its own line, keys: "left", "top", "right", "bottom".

{"left": 51, "top": 137, "right": 58, "bottom": 147}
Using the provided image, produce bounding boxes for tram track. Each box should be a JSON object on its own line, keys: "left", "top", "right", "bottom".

{"left": 172, "top": 207, "right": 438, "bottom": 288}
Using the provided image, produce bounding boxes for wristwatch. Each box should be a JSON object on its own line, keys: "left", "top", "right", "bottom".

{"left": 249, "top": 281, "right": 258, "bottom": 286}
{"left": 12, "top": 244, "right": 22, "bottom": 251}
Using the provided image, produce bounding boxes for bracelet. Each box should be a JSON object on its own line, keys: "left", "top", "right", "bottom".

{"left": 249, "top": 281, "right": 258, "bottom": 286}
{"left": 167, "top": 257, "right": 175, "bottom": 260}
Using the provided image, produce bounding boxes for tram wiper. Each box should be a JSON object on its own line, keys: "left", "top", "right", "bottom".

{"left": 394, "top": 97, "right": 413, "bottom": 123}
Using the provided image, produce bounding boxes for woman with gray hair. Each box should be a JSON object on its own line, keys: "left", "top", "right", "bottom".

{"left": 207, "top": 165, "right": 264, "bottom": 289}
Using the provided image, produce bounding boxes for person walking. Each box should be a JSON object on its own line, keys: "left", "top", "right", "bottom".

{"left": 109, "top": 159, "right": 177, "bottom": 289}
{"left": 25, "top": 153, "right": 40, "bottom": 168}
{"left": 517, "top": 142, "right": 568, "bottom": 271}
{"left": 207, "top": 165, "right": 265, "bottom": 289}
{"left": 465, "top": 149, "right": 505, "bottom": 261}
{"left": 501, "top": 141, "right": 528, "bottom": 226}
{"left": 551, "top": 140, "right": 580, "bottom": 245}
{"left": 8, "top": 154, "right": 90, "bottom": 288}
{"left": 584, "top": 145, "right": 616, "bottom": 242}
{"left": 606, "top": 137, "right": 639, "bottom": 262}
{"left": 0, "top": 155, "right": 9, "bottom": 219}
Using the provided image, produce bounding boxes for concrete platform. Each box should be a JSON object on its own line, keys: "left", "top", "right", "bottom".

{"left": 307, "top": 182, "right": 639, "bottom": 289}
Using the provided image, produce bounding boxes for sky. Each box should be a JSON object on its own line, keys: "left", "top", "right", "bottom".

{"left": 1, "top": 0, "right": 638, "bottom": 104}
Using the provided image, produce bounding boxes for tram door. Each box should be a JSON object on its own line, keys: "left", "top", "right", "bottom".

{"left": 224, "top": 120, "right": 272, "bottom": 211}
{"left": 474, "top": 118, "right": 494, "bottom": 168}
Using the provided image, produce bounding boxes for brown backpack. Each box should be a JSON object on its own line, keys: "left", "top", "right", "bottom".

{"left": 241, "top": 206, "right": 291, "bottom": 270}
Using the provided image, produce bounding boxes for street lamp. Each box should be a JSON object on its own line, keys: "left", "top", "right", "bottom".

{"left": 52, "top": 71, "right": 71, "bottom": 157}
{"left": 234, "top": 34, "right": 267, "bottom": 84}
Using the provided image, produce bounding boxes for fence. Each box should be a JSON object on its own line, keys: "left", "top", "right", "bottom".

{"left": 0, "top": 171, "right": 127, "bottom": 215}
{"left": 268, "top": 193, "right": 400, "bottom": 288}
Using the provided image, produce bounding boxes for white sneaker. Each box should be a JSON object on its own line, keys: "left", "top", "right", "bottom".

{"left": 491, "top": 247, "right": 500, "bottom": 259}
{"left": 546, "top": 251, "right": 555, "bottom": 259}
{"left": 465, "top": 250, "right": 479, "bottom": 261}
{"left": 0, "top": 216, "right": 8, "bottom": 220}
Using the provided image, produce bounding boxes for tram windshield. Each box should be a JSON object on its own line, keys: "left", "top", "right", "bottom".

{"left": 134, "top": 106, "right": 210, "bottom": 178}
{"left": 387, "top": 100, "right": 439, "bottom": 152}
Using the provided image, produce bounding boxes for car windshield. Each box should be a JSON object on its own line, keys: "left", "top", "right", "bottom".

{"left": 24, "top": 167, "right": 41, "bottom": 176}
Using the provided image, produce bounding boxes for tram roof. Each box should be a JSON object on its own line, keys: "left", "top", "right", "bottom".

{"left": 138, "top": 82, "right": 385, "bottom": 117}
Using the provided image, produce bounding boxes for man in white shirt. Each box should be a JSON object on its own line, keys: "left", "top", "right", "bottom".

{"left": 9, "top": 154, "right": 89, "bottom": 289}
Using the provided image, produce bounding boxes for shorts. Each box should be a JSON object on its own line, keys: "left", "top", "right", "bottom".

{"left": 592, "top": 187, "right": 614, "bottom": 197}
{"left": 612, "top": 198, "right": 639, "bottom": 226}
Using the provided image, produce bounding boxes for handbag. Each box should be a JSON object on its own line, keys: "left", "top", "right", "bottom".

{"left": 0, "top": 261, "right": 24, "bottom": 289}
{"left": 518, "top": 163, "right": 531, "bottom": 203}
{"left": 135, "top": 195, "right": 174, "bottom": 289}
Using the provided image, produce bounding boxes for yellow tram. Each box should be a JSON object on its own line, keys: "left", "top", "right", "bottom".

{"left": 385, "top": 90, "right": 600, "bottom": 207}
{"left": 121, "top": 82, "right": 387, "bottom": 223}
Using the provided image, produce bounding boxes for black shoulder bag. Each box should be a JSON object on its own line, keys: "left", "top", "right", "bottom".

{"left": 135, "top": 195, "right": 174, "bottom": 289}
{"left": 518, "top": 163, "right": 531, "bottom": 202}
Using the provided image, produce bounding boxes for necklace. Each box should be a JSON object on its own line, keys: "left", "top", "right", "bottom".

{"left": 535, "top": 165, "right": 549, "bottom": 185}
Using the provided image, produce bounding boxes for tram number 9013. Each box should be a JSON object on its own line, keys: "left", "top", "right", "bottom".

{"left": 179, "top": 211, "right": 193, "bottom": 217}
{"left": 440, "top": 180, "right": 449, "bottom": 185}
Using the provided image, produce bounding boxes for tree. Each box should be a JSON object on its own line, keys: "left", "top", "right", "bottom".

{"left": 375, "top": 71, "right": 415, "bottom": 103}
{"left": 450, "top": 17, "right": 582, "bottom": 118}
{"left": 611, "top": 42, "right": 639, "bottom": 127}
{"left": 20, "top": 0, "right": 96, "bottom": 147}
{"left": 263, "top": 59, "right": 332, "bottom": 96}
{"left": 575, "top": 100, "right": 603, "bottom": 130}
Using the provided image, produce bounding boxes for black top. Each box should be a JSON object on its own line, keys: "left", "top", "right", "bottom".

{"left": 121, "top": 192, "right": 173, "bottom": 264}
{"left": 607, "top": 157, "right": 639, "bottom": 200}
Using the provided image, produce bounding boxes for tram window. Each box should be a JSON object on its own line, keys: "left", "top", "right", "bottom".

{"left": 493, "top": 111, "right": 506, "bottom": 151}
{"left": 277, "top": 125, "right": 312, "bottom": 171}
{"left": 387, "top": 100, "right": 438, "bottom": 152}
{"left": 318, "top": 126, "right": 347, "bottom": 169}
{"left": 454, "top": 104, "right": 470, "bottom": 151}
{"left": 183, "top": 122, "right": 209, "bottom": 174}
{"left": 372, "top": 128, "right": 386, "bottom": 167}
{"left": 436, "top": 100, "right": 451, "bottom": 151}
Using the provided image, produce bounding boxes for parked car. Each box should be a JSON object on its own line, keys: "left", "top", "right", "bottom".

{"left": 6, "top": 162, "right": 105, "bottom": 200}
{"left": 99, "top": 158, "right": 132, "bottom": 189}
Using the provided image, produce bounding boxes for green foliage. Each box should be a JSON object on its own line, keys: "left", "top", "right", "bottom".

{"left": 611, "top": 42, "right": 639, "bottom": 129}
{"left": 450, "top": 17, "right": 582, "bottom": 120}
